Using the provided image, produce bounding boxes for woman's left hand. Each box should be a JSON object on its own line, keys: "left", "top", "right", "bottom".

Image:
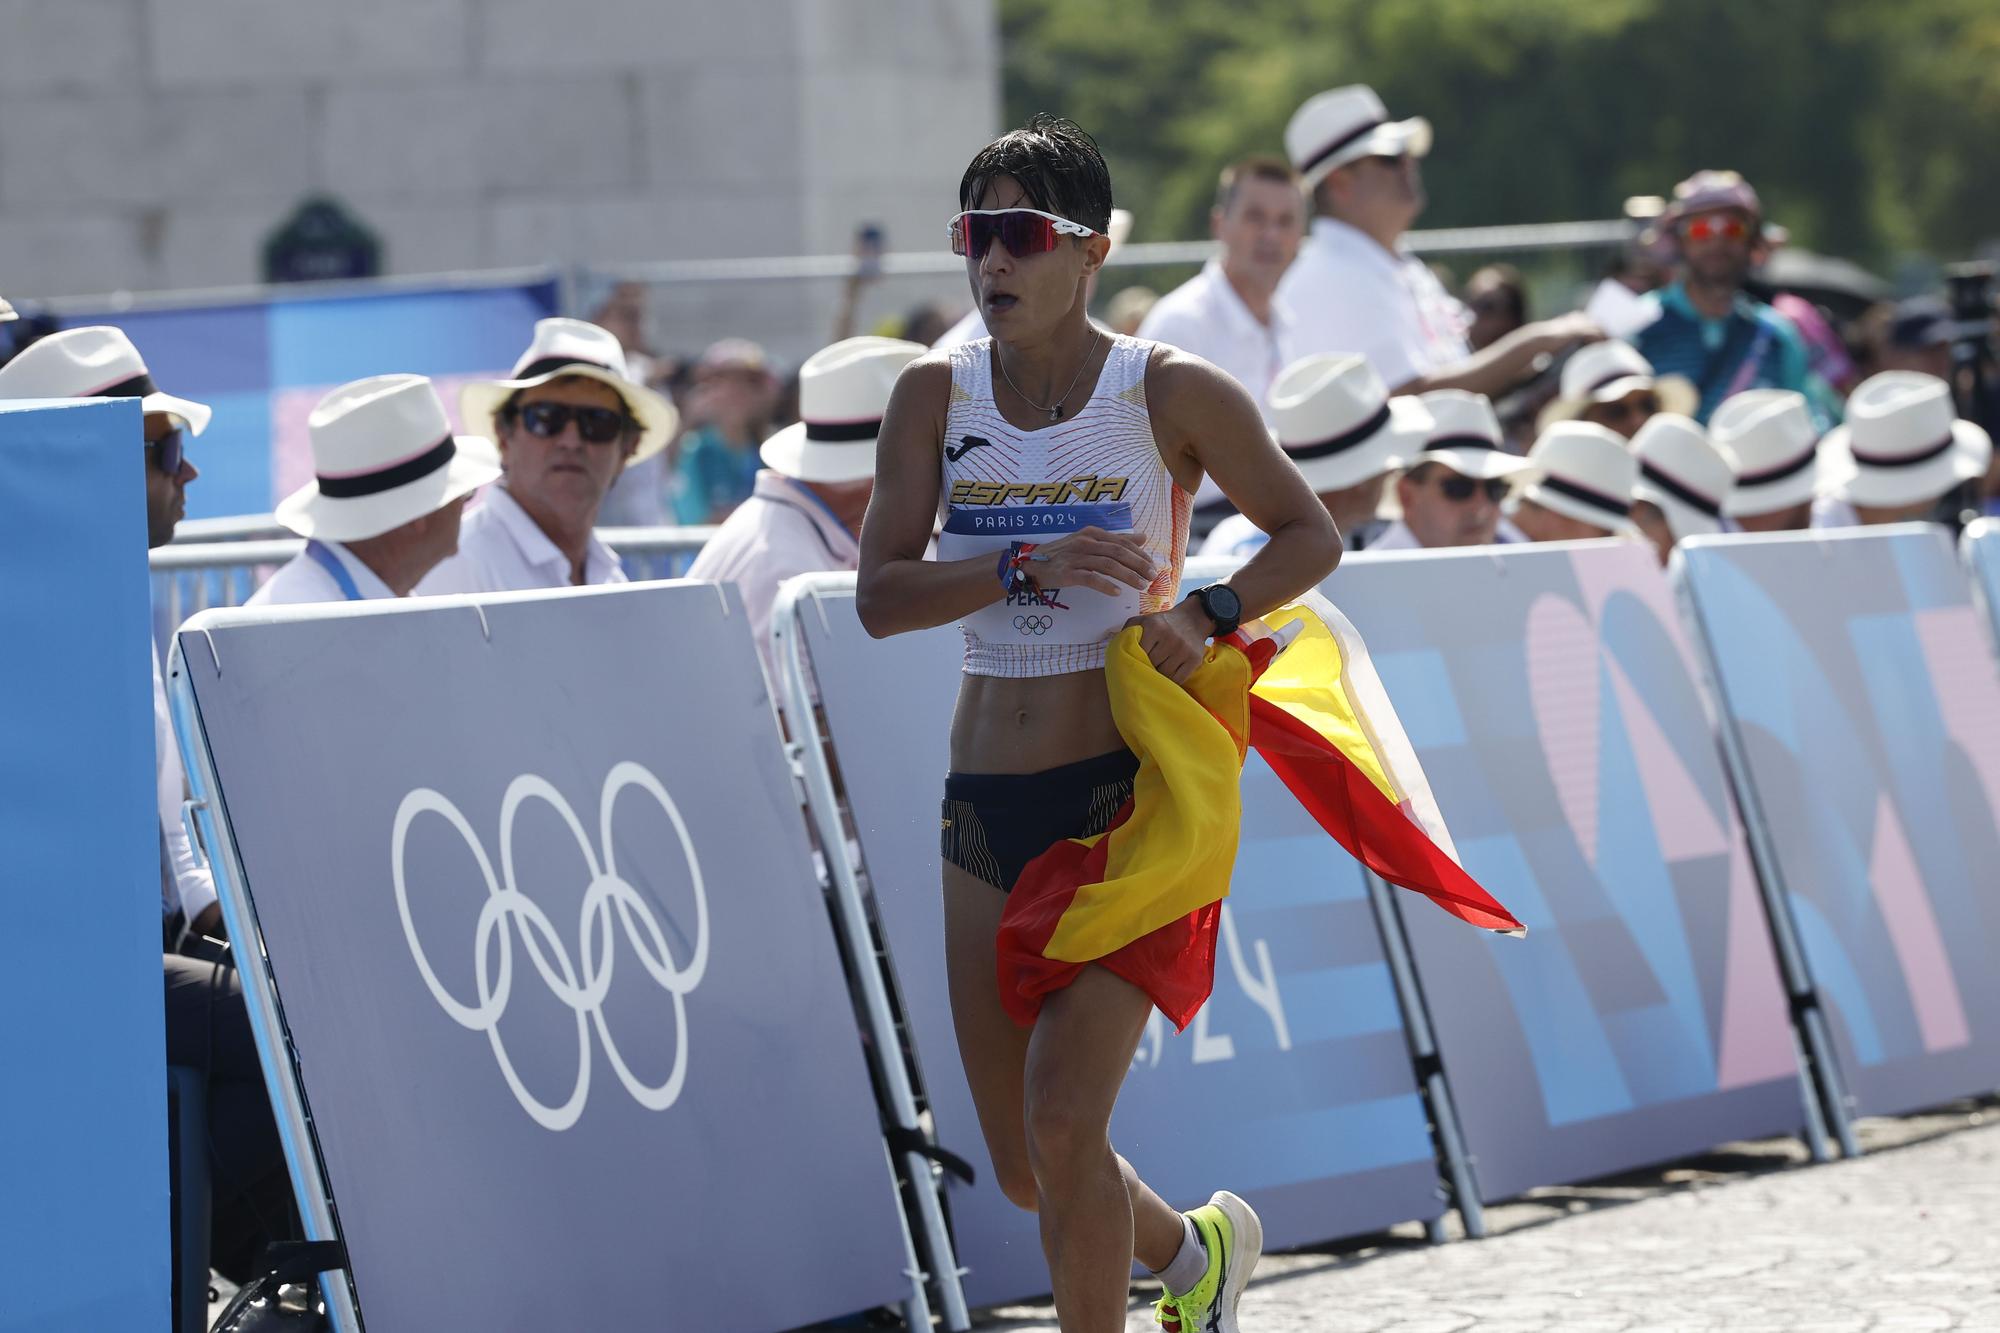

{"left": 1127, "top": 597, "right": 1215, "bottom": 685}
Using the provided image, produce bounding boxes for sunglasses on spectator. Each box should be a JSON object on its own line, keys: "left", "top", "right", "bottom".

{"left": 1595, "top": 393, "right": 1661, "bottom": 422}
{"left": 147, "top": 428, "right": 184, "bottom": 476}
{"left": 948, "top": 208, "right": 1100, "bottom": 261}
{"left": 507, "top": 400, "right": 633, "bottom": 444}
{"left": 1679, "top": 214, "right": 1749, "bottom": 243}
{"left": 1435, "top": 474, "right": 1510, "bottom": 503}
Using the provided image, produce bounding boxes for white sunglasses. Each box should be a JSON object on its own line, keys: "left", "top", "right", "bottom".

{"left": 947, "top": 208, "right": 1101, "bottom": 259}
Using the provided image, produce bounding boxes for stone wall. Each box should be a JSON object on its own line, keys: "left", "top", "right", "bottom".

{"left": 0, "top": 0, "right": 999, "bottom": 358}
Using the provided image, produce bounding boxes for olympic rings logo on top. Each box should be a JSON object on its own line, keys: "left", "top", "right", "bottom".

{"left": 1013, "top": 615, "right": 1053, "bottom": 636}
{"left": 392, "top": 761, "right": 709, "bottom": 1132}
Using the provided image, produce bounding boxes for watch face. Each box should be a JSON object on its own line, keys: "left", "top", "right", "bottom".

{"left": 1208, "top": 585, "right": 1241, "bottom": 619}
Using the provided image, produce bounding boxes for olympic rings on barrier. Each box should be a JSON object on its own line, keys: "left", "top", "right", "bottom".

{"left": 392, "top": 761, "right": 709, "bottom": 1131}
{"left": 1013, "top": 615, "right": 1053, "bottom": 636}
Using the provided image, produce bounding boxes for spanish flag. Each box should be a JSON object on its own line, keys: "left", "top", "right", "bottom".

{"left": 997, "top": 592, "right": 1523, "bottom": 1031}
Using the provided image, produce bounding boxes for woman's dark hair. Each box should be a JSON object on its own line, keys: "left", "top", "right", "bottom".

{"left": 958, "top": 113, "right": 1113, "bottom": 234}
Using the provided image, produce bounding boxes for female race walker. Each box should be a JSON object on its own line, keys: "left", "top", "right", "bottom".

{"left": 856, "top": 115, "right": 1341, "bottom": 1332}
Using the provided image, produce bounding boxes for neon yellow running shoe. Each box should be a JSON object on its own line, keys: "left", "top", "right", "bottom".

{"left": 1153, "top": 1190, "right": 1262, "bottom": 1331}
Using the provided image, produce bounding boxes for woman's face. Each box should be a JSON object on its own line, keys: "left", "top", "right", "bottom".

{"left": 964, "top": 175, "right": 1104, "bottom": 340}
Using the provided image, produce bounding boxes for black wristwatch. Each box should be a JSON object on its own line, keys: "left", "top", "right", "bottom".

{"left": 1190, "top": 584, "right": 1242, "bottom": 638}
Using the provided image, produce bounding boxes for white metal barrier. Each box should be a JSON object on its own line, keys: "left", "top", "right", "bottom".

{"left": 149, "top": 525, "right": 717, "bottom": 641}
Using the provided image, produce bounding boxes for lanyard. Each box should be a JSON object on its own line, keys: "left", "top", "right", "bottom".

{"left": 304, "top": 540, "right": 365, "bottom": 602}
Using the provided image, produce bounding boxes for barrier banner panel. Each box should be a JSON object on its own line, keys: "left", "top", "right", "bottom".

{"left": 1333, "top": 542, "right": 1802, "bottom": 1203}
{"left": 1966, "top": 518, "right": 2000, "bottom": 653}
{"left": 1676, "top": 527, "right": 2000, "bottom": 1117}
{"left": 794, "top": 584, "right": 1443, "bottom": 1311}
{"left": 67, "top": 275, "right": 557, "bottom": 519}
{"left": 175, "top": 584, "right": 910, "bottom": 1331}
{"left": 0, "top": 400, "right": 168, "bottom": 1331}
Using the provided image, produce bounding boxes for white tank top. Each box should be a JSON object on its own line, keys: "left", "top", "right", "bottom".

{"left": 935, "top": 334, "right": 1192, "bottom": 677}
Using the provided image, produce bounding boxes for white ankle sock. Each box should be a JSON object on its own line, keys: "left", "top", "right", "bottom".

{"left": 1152, "top": 1213, "right": 1208, "bottom": 1296}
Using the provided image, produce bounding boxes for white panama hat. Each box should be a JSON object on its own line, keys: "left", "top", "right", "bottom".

{"left": 1268, "top": 354, "right": 1431, "bottom": 492}
{"left": 459, "top": 318, "right": 678, "bottom": 466}
{"left": 1286, "top": 85, "right": 1433, "bottom": 191}
{"left": 276, "top": 374, "right": 501, "bottom": 543}
{"left": 1411, "top": 390, "right": 1532, "bottom": 480}
{"left": 0, "top": 325, "right": 211, "bottom": 434}
{"left": 1538, "top": 340, "right": 1697, "bottom": 430}
{"left": 1516, "top": 420, "right": 1642, "bottom": 537}
{"left": 759, "top": 337, "right": 926, "bottom": 484}
{"left": 1710, "top": 389, "right": 1822, "bottom": 517}
{"left": 1630, "top": 413, "right": 1734, "bottom": 541}
{"left": 1819, "top": 371, "right": 1991, "bottom": 509}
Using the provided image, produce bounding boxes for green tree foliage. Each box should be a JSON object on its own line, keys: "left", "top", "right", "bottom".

{"left": 1001, "top": 0, "right": 2000, "bottom": 266}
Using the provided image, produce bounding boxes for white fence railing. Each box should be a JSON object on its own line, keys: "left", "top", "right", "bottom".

{"left": 149, "top": 525, "right": 718, "bottom": 644}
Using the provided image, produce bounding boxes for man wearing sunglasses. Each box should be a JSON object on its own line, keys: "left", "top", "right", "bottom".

{"left": 1373, "top": 390, "right": 1532, "bottom": 550}
{"left": 1280, "top": 85, "right": 1600, "bottom": 398}
{"left": 1630, "top": 170, "right": 1822, "bottom": 426}
{"left": 420, "top": 318, "right": 679, "bottom": 595}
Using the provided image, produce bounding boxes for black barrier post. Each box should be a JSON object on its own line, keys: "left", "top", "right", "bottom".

{"left": 1671, "top": 562, "right": 1860, "bottom": 1160}
{"left": 772, "top": 576, "right": 972, "bottom": 1332}
{"left": 1364, "top": 869, "right": 1487, "bottom": 1240}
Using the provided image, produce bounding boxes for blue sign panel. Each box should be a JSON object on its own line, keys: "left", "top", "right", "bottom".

{"left": 0, "top": 399, "right": 167, "bottom": 1332}
{"left": 1677, "top": 527, "right": 2000, "bottom": 1117}
{"left": 65, "top": 275, "right": 557, "bottom": 519}
{"left": 1331, "top": 542, "right": 1803, "bottom": 1203}
{"left": 175, "top": 583, "right": 911, "bottom": 1331}
{"left": 794, "top": 583, "right": 1442, "bottom": 1310}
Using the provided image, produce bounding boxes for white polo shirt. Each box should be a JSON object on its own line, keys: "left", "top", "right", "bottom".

{"left": 1278, "top": 218, "right": 1471, "bottom": 391}
{"left": 247, "top": 539, "right": 396, "bottom": 605}
{"left": 685, "top": 469, "right": 860, "bottom": 683}
{"left": 417, "top": 484, "right": 627, "bottom": 595}
{"left": 1140, "top": 259, "right": 1295, "bottom": 422}
{"left": 1809, "top": 496, "right": 1858, "bottom": 530}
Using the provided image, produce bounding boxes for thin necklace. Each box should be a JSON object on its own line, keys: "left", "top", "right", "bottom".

{"left": 998, "top": 330, "right": 1101, "bottom": 423}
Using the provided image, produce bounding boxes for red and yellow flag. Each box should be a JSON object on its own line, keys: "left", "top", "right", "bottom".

{"left": 997, "top": 592, "right": 1523, "bottom": 1030}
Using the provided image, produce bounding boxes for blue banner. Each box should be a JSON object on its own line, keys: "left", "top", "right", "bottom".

{"left": 795, "top": 582, "right": 1442, "bottom": 1310}
{"left": 1677, "top": 526, "right": 2000, "bottom": 1117}
{"left": 0, "top": 399, "right": 167, "bottom": 1332}
{"left": 1332, "top": 542, "right": 1804, "bottom": 1203}
{"left": 62, "top": 275, "right": 557, "bottom": 519}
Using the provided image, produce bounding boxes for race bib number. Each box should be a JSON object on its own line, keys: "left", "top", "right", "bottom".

{"left": 937, "top": 501, "right": 1140, "bottom": 647}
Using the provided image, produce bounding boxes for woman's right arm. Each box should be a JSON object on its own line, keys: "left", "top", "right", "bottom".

{"left": 855, "top": 357, "right": 1153, "bottom": 639}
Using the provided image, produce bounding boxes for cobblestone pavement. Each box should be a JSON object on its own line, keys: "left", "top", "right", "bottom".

{"left": 970, "top": 1099, "right": 2000, "bottom": 1332}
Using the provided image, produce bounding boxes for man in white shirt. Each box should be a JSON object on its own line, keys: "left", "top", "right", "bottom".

{"left": 1200, "top": 353, "right": 1428, "bottom": 559}
{"left": 1810, "top": 371, "right": 1990, "bottom": 531}
{"left": 1508, "top": 421, "right": 1643, "bottom": 543}
{"left": 251, "top": 374, "right": 498, "bottom": 605}
{"left": 1141, "top": 155, "right": 1304, "bottom": 514}
{"left": 1372, "top": 390, "right": 1532, "bottom": 550}
{"left": 688, "top": 336, "right": 924, "bottom": 683}
{"left": 1278, "top": 85, "right": 1596, "bottom": 395}
{"left": 422, "top": 318, "right": 679, "bottom": 594}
